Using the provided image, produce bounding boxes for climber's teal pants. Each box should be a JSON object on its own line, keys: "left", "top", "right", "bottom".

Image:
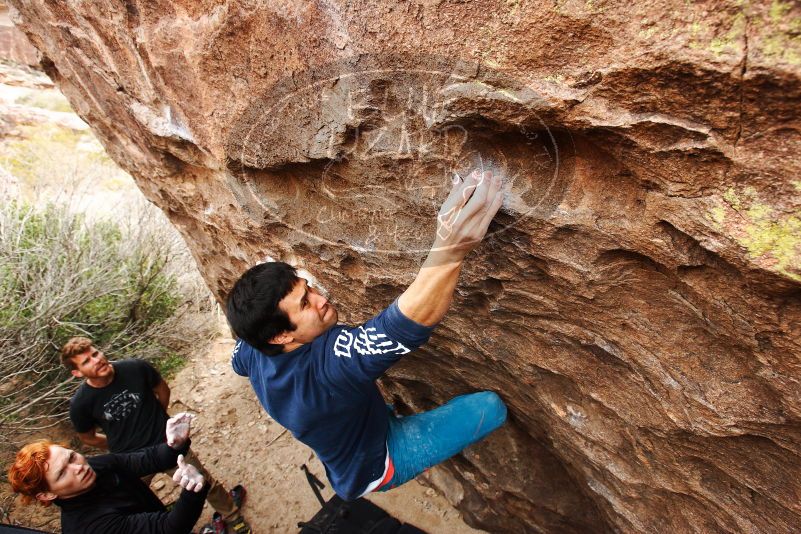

{"left": 377, "top": 391, "right": 507, "bottom": 491}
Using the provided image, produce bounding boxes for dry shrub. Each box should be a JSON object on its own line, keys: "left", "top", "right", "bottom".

{"left": 0, "top": 198, "right": 218, "bottom": 436}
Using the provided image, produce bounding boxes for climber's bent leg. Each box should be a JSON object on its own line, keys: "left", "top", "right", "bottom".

{"left": 377, "top": 391, "right": 506, "bottom": 491}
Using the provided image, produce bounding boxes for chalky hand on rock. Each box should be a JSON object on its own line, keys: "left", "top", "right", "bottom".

{"left": 428, "top": 168, "right": 503, "bottom": 266}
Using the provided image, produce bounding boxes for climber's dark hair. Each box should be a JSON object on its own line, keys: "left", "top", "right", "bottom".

{"left": 226, "top": 262, "right": 299, "bottom": 356}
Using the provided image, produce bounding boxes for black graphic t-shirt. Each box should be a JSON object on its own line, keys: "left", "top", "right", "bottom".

{"left": 69, "top": 359, "right": 169, "bottom": 453}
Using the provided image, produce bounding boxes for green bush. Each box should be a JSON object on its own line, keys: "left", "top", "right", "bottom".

{"left": 0, "top": 200, "right": 217, "bottom": 430}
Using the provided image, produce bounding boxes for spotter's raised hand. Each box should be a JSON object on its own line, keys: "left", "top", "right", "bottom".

{"left": 172, "top": 454, "right": 205, "bottom": 493}
{"left": 166, "top": 412, "right": 195, "bottom": 449}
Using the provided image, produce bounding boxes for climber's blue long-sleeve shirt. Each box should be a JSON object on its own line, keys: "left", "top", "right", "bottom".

{"left": 231, "top": 299, "right": 435, "bottom": 500}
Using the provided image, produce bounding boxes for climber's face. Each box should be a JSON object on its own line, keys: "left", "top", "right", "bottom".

{"left": 271, "top": 278, "right": 338, "bottom": 350}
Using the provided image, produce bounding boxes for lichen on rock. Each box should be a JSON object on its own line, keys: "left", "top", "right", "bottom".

{"left": 712, "top": 186, "right": 801, "bottom": 281}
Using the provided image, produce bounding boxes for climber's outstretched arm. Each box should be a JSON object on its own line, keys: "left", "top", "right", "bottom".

{"left": 398, "top": 170, "right": 503, "bottom": 327}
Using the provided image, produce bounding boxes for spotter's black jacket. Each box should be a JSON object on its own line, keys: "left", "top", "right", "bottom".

{"left": 55, "top": 441, "right": 208, "bottom": 534}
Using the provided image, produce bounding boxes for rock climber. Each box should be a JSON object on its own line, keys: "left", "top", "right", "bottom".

{"left": 226, "top": 169, "right": 508, "bottom": 500}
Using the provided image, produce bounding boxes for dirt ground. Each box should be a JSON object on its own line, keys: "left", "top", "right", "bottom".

{"left": 153, "top": 334, "right": 486, "bottom": 534}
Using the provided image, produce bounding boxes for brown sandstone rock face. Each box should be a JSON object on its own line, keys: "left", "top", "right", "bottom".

{"left": 8, "top": 1, "right": 801, "bottom": 531}
{"left": 0, "top": 2, "right": 38, "bottom": 66}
